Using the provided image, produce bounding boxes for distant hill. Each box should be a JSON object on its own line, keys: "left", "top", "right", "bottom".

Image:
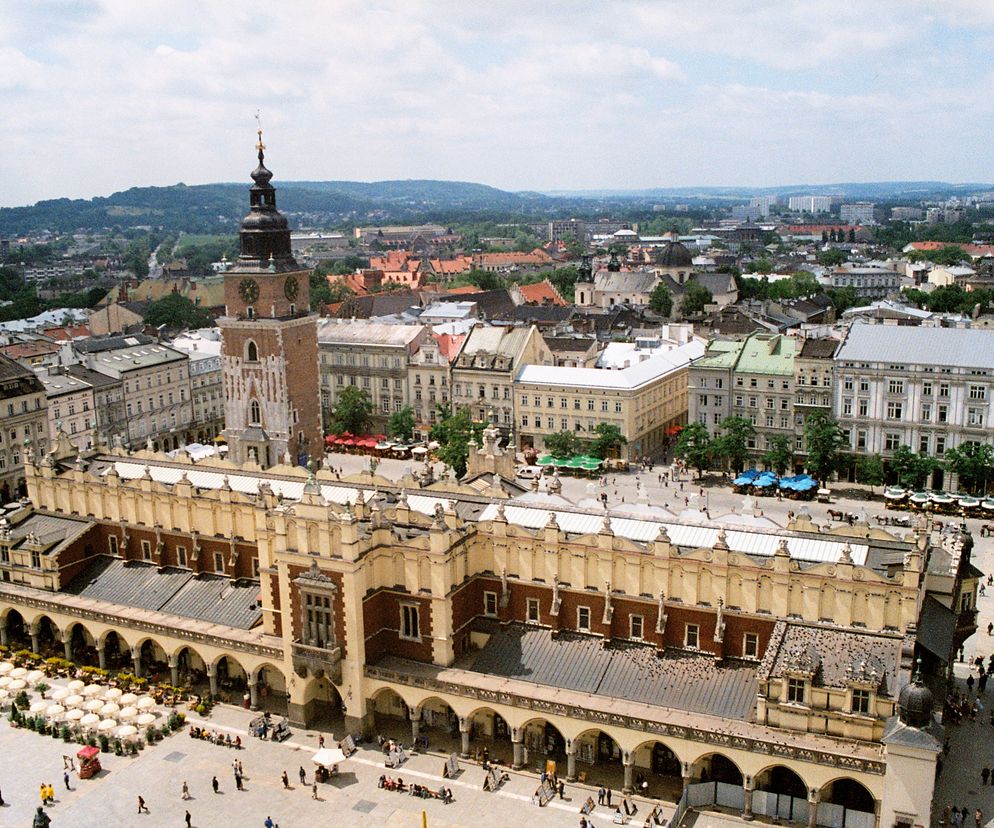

{"left": 544, "top": 181, "right": 994, "bottom": 201}
{"left": 0, "top": 179, "right": 561, "bottom": 236}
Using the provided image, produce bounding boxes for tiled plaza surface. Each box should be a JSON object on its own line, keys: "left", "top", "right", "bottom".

{"left": 0, "top": 700, "right": 666, "bottom": 828}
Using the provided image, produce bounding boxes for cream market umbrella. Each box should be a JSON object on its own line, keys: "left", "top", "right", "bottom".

{"left": 119, "top": 692, "right": 139, "bottom": 706}
{"left": 136, "top": 712, "right": 156, "bottom": 727}
{"left": 81, "top": 684, "right": 102, "bottom": 698}
{"left": 116, "top": 724, "right": 138, "bottom": 740}
{"left": 45, "top": 704, "right": 65, "bottom": 720}
{"left": 0, "top": 662, "right": 13, "bottom": 675}
{"left": 29, "top": 700, "right": 48, "bottom": 715}
{"left": 65, "top": 708, "right": 85, "bottom": 723}
{"left": 50, "top": 687, "right": 70, "bottom": 702}
{"left": 0, "top": 676, "right": 11, "bottom": 689}
{"left": 26, "top": 670, "right": 45, "bottom": 685}
{"left": 67, "top": 679, "right": 85, "bottom": 692}
{"left": 7, "top": 679, "right": 26, "bottom": 692}
{"left": 83, "top": 698, "right": 104, "bottom": 713}
{"left": 136, "top": 696, "right": 155, "bottom": 711}
{"left": 9, "top": 667, "right": 27, "bottom": 679}
{"left": 79, "top": 713, "right": 100, "bottom": 729}
{"left": 119, "top": 706, "right": 138, "bottom": 721}
{"left": 98, "top": 702, "right": 120, "bottom": 718}
{"left": 97, "top": 718, "right": 117, "bottom": 733}
{"left": 102, "top": 687, "right": 123, "bottom": 702}
{"left": 65, "top": 694, "right": 84, "bottom": 709}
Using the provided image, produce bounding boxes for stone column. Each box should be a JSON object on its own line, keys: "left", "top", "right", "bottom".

{"left": 807, "top": 789, "right": 820, "bottom": 828}
{"left": 30, "top": 625, "right": 40, "bottom": 655}
{"left": 207, "top": 664, "right": 218, "bottom": 698}
{"left": 459, "top": 718, "right": 471, "bottom": 758}
{"left": 566, "top": 743, "right": 578, "bottom": 783}
{"left": 742, "top": 777, "right": 755, "bottom": 821}
{"left": 169, "top": 655, "right": 179, "bottom": 687}
{"left": 411, "top": 718, "right": 421, "bottom": 746}
{"left": 622, "top": 752, "right": 635, "bottom": 795}
{"left": 63, "top": 637, "right": 73, "bottom": 662}
{"left": 131, "top": 646, "right": 142, "bottom": 678}
{"left": 511, "top": 728, "right": 525, "bottom": 770}
{"left": 0, "top": 625, "right": 8, "bottom": 647}
{"left": 97, "top": 641, "right": 107, "bottom": 670}
{"left": 248, "top": 678, "right": 259, "bottom": 711}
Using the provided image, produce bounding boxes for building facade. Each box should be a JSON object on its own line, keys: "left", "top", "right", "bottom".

{"left": 0, "top": 441, "right": 963, "bottom": 828}
{"left": 169, "top": 331, "right": 224, "bottom": 444}
{"left": 792, "top": 338, "right": 837, "bottom": 456}
{"left": 834, "top": 324, "right": 994, "bottom": 489}
{"left": 37, "top": 368, "right": 97, "bottom": 451}
{"left": 0, "top": 354, "right": 47, "bottom": 500}
{"left": 515, "top": 341, "right": 703, "bottom": 459}
{"left": 830, "top": 264, "right": 901, "bottom": 300}
{"left": 317, "top": 321, "right": 427, "bottom": 432}
{"left": 218, "top": 134, "right": 323, "bottom": 468}
{"left": 407, "top": 333, "right": 452, "bottom": 441}
{"left": 65, "top": 365, "right": 127, "bottom": 450}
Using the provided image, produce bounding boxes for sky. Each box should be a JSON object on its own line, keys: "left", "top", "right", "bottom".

{"left": 4, "top": 0, "right": 994, "bottom": 206}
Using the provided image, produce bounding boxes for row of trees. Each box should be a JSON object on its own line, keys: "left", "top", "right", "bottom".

{"left": 542, "top": 423, "right": 627, "bottom": 461}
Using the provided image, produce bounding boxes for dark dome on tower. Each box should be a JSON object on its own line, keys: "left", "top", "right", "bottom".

{"left": 897, "top": 663, "right": 934, "bottom": 728}
{"left": 654, "top": 241, "right": 694, "bottom": 268}
{"left": 237, "top": 130, "right": 294, "bottom": 266}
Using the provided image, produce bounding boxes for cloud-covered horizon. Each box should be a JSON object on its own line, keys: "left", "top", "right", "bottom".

{"left": 4, "top": 0, "right": 993, "bottom": 207}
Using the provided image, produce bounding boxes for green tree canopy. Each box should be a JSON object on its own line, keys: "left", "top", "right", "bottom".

{"left": 714, "top": 416, "right": 756, "bottom": 474}
{"left": 762, "top": 435, "right": 794, "bottom": 476}
{"left": 747, "top": 257, "right": 773, "bottom": 274}
{"left": 673, "top": 422, "right": 714, "bottom": 479}
{"left": 907, "top": 245, "right": 969, "bottom": 265}
{"left": 854, "top": 454, "right": 885, "bottom": 492}
{"left": 143, "top": 293, "right": 212, "bottom": 330}
{"left": 467, "top": 269, "right": 505, "bottom": 291}
{"left": 590, "top": 422, "right": 627, "bottom": 459}
{"left": 544, "top": 430, "right": 579, "bottom": 459}
{"left": 648, "top": 283, "right": 673, "bottom": 316}
{"left": 803, "top": 411, "right": 845, "bottom": 483}
{"left": 387, "top": 406, "right": 416, "bottom": 442}
{"left": 680, "top": 282, "right": 713, "bottom": 316}
{"left": 816, "top": 249, "right": 847, "bottom": 266}
{"left": 827, "top": 285, "right": 859, "bottom": 315}
{"left": 429, "top": 405, "right": 486, "bottom": 478}
{"left": 889, "top": 445, "right": 938, "bottom": 490}
{"left": 329, "top": 386, "right": 373, "bottom": 436}
{"left": 942, "top": 441, "right": 994, "bottom": 494}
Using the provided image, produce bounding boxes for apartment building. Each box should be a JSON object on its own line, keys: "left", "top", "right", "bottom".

{"left": 407, "top": 333, "right": 460, "bottom": 441}
{"left": 169, "top": 332, "right": 224, "bottom": 444}
{"left": 74, "top": 335, "right": 194, "bottom": 452}
{"left": 792, "top": 338, "right": 837, "bottom": 455}
{"left": 36, "top": 368, "right": 97, "bottom": 451}
{"left": 0, "top": 354, "right": 47, "bottom": 499}
{"left": 316, "top": 321, "right": 428, "bottom": 431}
{"left": 515, "top": 340, "right": 703, "bottom": 459}
{"left": 450, "top": 325, "right": 552, "bottom": 437}
{"left": 830, "top": 263, "right": 901, "bottom": 300}
{"left": 689, "top": 333, "right": 800, "bottom": 459}
{"left": 65, "top": 365, "right": 127, "bottom": 449}
{"left": 834, "top": 324, "right": 994, "bottom": 489}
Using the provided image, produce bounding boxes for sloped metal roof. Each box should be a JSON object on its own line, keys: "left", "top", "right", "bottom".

{"left": 159, "top": 574, "right": 261, "bottom": 630}
{"left": 470, "top": 624, "right": 757, "bottom": 720}
{"left": 478, "top": 503, "right": 868, "bottom": 565}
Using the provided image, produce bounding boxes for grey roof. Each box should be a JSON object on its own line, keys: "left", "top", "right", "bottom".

{"left": 469, "top": 623, "right": 757, "bottom": 720}
{"left": 916, "top": 595, "right": 956, "bottom": 663}
{"left": 760, "top": 620, "right": 901, "bottom": 696}
{"left": 593, "top": 270, "right": 658, "bottom": 294}
{"left": 316, "top": 319, "right": 425, "bottom": 347}
{"left": 64, "top": 556, "right": 261, "bottom": 630}
{"left": 5, "top": 512, "right": 92, "bottom": 553}
{"left": 837, "top": 323, "right": 994, "bottom": 369}
{"left": 74, "top": 334, "right": 154, "bottom": 353}
{"left": 881, "top": 715, "right": 943, "bottom": 752}
{"left": 0, "top": 353, "right": 45, "bottom": 398}
{"left": 66, "top": 364, "right": 121, "bottom": 388}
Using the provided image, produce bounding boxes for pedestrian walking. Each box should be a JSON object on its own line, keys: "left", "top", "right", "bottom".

{"left": 982, "top": 673, "right": 989, "bottom": 694}
{"left": 182, "top": 781, "right": 190, "bottom": 800}
{"left": 212, "top": 776, "right": 219, "bottom": 794}
{"left": 558, "top": 780, "right": 565, "bottom": 799}
{"left": 299, "top": 766, "right": 306, "bottom": 785}
{"left": 976, "top": 808, "right": 984, "bottom": 828}
{"left": 137, "top": 795, "right": 149, "bottom": 814}
{"left": 185, "top": 810, "right": 192, "bottom": 828}
{"left": 63, "top": 771, "right": 70, "bottom": 791}
{"left": 984, "top": 767, "right": 990, "bottom": 787}
{"left": 312, "top": 780, "right": 318, "bottom": 800}
{"left": 281, "top": 770, "right": 289, "bottom": 789}
{"left": 606, "top": 787, "right": 612, "bottom": 807}
{"left": 968, "top": 674, "right": 976, "bottom": 692}
{"left": 318, "top": 734, "right": 325, "bottom": 749}
{"left": 597, "top": 786, "right": 605, "bottom": 805}
{"left": 265, "top": 818, "right": 275, "bottom": 828}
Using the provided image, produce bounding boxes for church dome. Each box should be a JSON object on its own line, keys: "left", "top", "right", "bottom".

{"left": 897, "top": 666, "right": 934, "bottom": 728}
{"left": 654, "top": 241, "right": 693, "bottom": 268}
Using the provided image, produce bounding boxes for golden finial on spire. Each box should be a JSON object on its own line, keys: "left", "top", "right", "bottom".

{"left": 254, "top": 110, "right": 265, "bottom": 153}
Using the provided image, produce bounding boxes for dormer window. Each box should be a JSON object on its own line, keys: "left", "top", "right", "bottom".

{"left": 786, "top": 677, "right": 806, "bottom": 704}
{"left": 851, "top": 688, "right": 871, "bottom": 715}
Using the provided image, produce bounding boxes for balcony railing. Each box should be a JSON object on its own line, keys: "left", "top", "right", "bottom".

{"left": 291, "top": 640, "right": 342, "bottom": 683}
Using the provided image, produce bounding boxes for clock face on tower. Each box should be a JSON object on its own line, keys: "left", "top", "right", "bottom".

{"left": 284, "top": 275, "right": 299, "bottom": 302}
{"left": 238, "top": 278, "right": 260, "bottom": 304}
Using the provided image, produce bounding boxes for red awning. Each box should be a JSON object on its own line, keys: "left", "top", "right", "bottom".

{"left": 666, "top": 425, "right": 684, "bottom": 436}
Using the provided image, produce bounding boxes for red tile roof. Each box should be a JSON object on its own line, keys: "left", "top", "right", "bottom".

{"left": 517, "top": 279, "right": 566, "bottom": 306}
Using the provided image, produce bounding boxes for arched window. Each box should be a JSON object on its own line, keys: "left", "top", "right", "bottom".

{"left": 246, "top": 340, "right": 258, "bottom": 362}
{"left": 250, "top": 400, "right": 261, "bottom": 425}
{"left": 247, "top": 306, "right": 256, "bottom": 320}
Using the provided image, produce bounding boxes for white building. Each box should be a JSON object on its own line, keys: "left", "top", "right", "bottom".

{"left": 834, "top": 324, "right": 994, "bottom": 488}
{"left": 169, "top": 330, "right": 224, "bottom": 444}
{"left": 788, "top": 196, "right": 832, "bottom": 213}
{"left": 840, "top": 203, "right": 876, "bottom": 225}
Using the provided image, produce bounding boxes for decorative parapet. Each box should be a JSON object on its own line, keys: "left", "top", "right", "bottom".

{"left": 291, "top": 641, "right": 342, "bottom": 684}
{"left": 365, "top": 663, "right": 887, "bottom": 776}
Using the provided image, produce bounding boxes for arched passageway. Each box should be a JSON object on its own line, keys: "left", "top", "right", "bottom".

{"left": 631, "top": 740, "right": 686, "bottom": 802}
{"left": 254, "top": 663, "right": 288, "bottom": 716}
{"left": 465, "top": 707, "right": 512, "bottom": 764}
{"left": 817, "top": 778, "right": 876, "bottom": 828}
{"left": 2, "top": 609, "right": 29, "bottom": 648}
{"left": 67, "top": 623, "right": 98, "bottom": 665}
{"left": 754, "top": 765, "right": 810, "bottom": 824}
{"left": 101, "top": 631, "right": 131, "bottom": 671}
{"left": 520, "top": 718, "right": 567, "bottom": 769}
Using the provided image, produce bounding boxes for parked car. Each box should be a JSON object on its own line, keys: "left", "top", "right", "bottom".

{"left": 516, "top": 465, "right": 542, "bottom": 480}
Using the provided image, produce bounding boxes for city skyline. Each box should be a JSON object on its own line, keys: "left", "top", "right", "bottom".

{"left": 5, "top": 0, "right": 994, "bottom": 207}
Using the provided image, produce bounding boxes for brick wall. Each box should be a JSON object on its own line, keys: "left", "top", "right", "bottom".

{"left": 363, "top": 589, "right": 433, "bottom": 663}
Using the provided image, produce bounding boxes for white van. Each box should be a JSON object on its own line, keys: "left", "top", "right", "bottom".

{"left": 516, "top": 465, "right": 542, "bottom": 480}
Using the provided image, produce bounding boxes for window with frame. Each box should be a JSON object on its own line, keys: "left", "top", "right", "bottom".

{"left": 630, "top": 615, "right": 644, "bottom": 640}
{"left": 843, "top": 376, "right": 854, "bottom": 391}
{"left": 886, "top": 401, "right": 903, "bottom": 420}
{"left": 787, "top": 677, "right": 806, "bottom": 703}
{"left": 851, "top": 688, "right": 870, "bottom": 715}
{"left": 526, "top": 598, "right": 540, "bottom": 623}
{"left": 884, "top": 433, "right": 901, "bottom": 451}
{"left": 31, "top": 550, "right": 41, "bottom": 568}
{"left": 108, "top": 534, "right": 119, "bottom": 556}
{"left": 252, "top": 557, "right": 260, "bottom": 577}
{"left": 140, "top": 539, "right": 152, "bottom": 561}
{"left": 577, "top": 606, "right": 591, "bottom": 632}
{"left": 858, "top": 379, "right": 869, "bottom": 392}
{"left": 970, "top": 385, "right": 987, "bottom": 400}
{"left": 968, "top": 408, "right": 985, "bottom": 427}
{"left": 887, "top": 379, "right": 903, "bottom": 395}
{"left": 685, "top": 623, "right": 699, "bottom": 648}
{"left": 484, "top": 591, "right": 498, "bottom": 616}
{"left": 743, "top": 632, "right": 759, "bottom": 658}
{"left": 303, "top": 592, "right": 335, "bottom": 648}
{"left": 400, "top": 604, "right": 421, "bottom": 640}
{"left": 176, "top": 545, "right": 187, "bottom": 567}
{"left": 213, "top": 551, "right": 224, "bottom": 572}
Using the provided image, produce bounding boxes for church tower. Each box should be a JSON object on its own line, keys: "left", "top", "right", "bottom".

{"left": 219, "top": 131, "right": 322, "bottom": 468}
